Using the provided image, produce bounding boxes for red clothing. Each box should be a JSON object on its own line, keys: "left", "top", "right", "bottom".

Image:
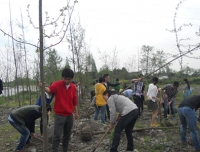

{"left": 49, "top": 80, "right": 77, "bottom": 116}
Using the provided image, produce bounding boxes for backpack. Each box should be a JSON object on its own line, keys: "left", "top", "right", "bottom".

{"left": 187, "top": 88, "right": 193, "bottom": 96}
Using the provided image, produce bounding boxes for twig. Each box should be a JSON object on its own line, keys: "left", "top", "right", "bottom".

{"left": 91, "top": 126, "right": 178, "bottom": 135}
{"left": 0, "top": 29, "right": 38, "bottom": 48}
{"left": 44, "top": 2, "right": 76, "bottom": 50}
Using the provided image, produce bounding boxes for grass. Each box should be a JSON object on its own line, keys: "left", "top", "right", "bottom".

{"left": 135, "top": 123, "right": 143, "bottom": 128}
{"left": 144, "top": 136, "right": 150, "bottom": 142}
{"left": 0, "top": 124, "right": 19, "bottom": 143}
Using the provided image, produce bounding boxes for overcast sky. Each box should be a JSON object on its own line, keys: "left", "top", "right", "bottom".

{"left": 0, "top": 0, "right": 199, "bottom": 72}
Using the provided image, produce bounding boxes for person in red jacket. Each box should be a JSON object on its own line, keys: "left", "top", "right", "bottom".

{"left": 40, "top": 68, "right": 79, "bottom": 152}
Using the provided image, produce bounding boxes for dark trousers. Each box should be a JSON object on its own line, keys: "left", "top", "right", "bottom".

{"left": 52, "top": 114, "right": 73, "bottom": 152}
{"left": 40, "top": 114, "right": 49, "bottom": 134}
{"left": 105, "top": 104, "right": 110, "bottom": 121}
{"left": 141, "top": 95, "right": 144, "bottom": 112}
{"left": 110, "top": 109, "right": 139, "bottom": 152}
{"left": 133, "top": 96, "right": 142, "bottom": 116}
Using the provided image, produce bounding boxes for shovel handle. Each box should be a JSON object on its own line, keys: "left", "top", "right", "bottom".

{"left": 91, "top": 128, "right": 110, "bottom": 152}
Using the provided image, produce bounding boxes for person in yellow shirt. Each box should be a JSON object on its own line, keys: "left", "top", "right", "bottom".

{"left": 94, "top": 77, "right": 107, "bottom": 125}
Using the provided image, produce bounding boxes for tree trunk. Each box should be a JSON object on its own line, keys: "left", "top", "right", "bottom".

{"left": 20, "top": 9, "right": 32, "bottom": 105}
{"left": 39, "top": 0, "right": 48, "bottom": 151}
{"left": 9, "top": 0, "right": 20, "bottom": 106}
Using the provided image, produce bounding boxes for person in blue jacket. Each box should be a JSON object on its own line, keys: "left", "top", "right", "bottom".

{"left": 36, "top": 83, "right": 54, "bottom": 136}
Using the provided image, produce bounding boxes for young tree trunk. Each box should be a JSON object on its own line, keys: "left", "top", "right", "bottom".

{"left": 39, "top": 0, "right": 48, "bottom": 151}
{"left": 9, "top": 0, "right": 21, "bottom": 106}
{"left": 20, "top": 9, "right": 32, "bottom": 104}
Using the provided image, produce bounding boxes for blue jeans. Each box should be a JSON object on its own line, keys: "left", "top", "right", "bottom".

{"left": 9, "top": 120, "right": 30, "bottom": 150}
{"left": 110, "top": 109, "right": 139, "bottom": 152}
{"left": 178, "top": 107, "right": 200, "bottom": 150}
{"left": 163, "top": 98, "right": 174, "bottom": 118}
{"left": 94, "top": 105, "right": 106, "bottom": 124}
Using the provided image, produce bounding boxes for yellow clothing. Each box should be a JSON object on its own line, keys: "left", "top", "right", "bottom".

{"left": 95, "top": 83, "right": 106, "bottom": 106}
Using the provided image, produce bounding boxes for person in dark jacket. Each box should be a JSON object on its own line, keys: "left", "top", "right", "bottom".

{"left": 0, "top": 78, "right": 3, "bottom": 95}
{"left": 103, "top": 74, "right": 122, "bottom": 120}
{"left": 8, "top": 104, "right": 51, "bottom": 152}
{"left": 36, "top": 91, "right": 54, "bottom": 136}
{"left": 178, "top": 95, "right": 200, "bottom": 152}
{"left": 161, "top": 82, "right": 179, "bottom": 119}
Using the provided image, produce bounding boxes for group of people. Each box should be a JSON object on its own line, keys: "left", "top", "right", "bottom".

{"left": 7, "top": 68, "right": 200, "bottom": 152}
{"left": 93, "top": 74, "right": 200, "bottom": 152}
{"left": 9, "top": 68, "right": 78, "bottom": 152}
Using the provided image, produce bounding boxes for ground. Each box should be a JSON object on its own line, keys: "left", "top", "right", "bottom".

{"left": 0, "top": 88, "right": 200, "bottom": 152}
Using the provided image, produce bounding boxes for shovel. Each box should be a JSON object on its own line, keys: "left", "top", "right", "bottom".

{"left": 90, "top": 128, "right": 110, "bottom": 152}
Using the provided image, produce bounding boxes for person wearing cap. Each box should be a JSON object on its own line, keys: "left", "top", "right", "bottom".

{"left": 161, "top": 81, "right": 179, "bottom": 119}
{"left": 8, "top": 104, "right": 51, "bottom": 152}
{"left": 122, "top": 89, "right": 133, "bottom": 99}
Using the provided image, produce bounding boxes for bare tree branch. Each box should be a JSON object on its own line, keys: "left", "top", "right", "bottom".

{"left": 0, "top": 29, "right": 38, "bottom": 48}
{"left": 44, "top": 2, "right": 76, "bottom": 50}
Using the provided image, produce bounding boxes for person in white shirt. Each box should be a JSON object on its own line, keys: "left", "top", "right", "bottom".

{"left": 147, "top": 77, "right": 161, "bottom": 127}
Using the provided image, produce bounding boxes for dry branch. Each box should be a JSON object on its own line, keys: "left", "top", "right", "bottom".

{"left": 91, "top": 126, "right": 178, "bottom": 135}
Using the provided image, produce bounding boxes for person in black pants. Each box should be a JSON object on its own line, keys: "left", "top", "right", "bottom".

{"left": 103, "top": 74, "right": 121, "bottom": 120}
{"left": 141, "top": 84, "right": 145, "bottom": 114}
{"left": 131, "top": 74, "right": 144, "bottom": 117}
{"left": 103, "top": 90, "right": 139, "bottom": 152}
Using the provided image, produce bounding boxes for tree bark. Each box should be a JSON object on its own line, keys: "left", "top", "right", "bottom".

{"left": 39, "top": 0, "right": 48, "bottom": 151}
